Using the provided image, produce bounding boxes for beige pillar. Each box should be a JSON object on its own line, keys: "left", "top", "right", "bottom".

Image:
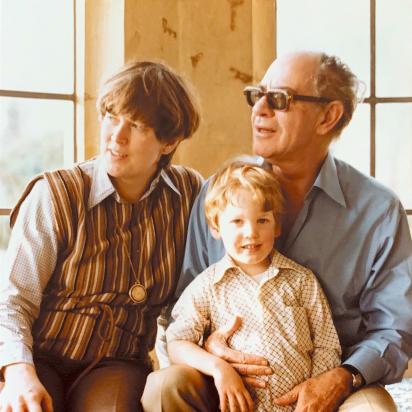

{"left": 124, "top": 0, "right": 179, "bottom": 67}
{"left": 252, "top": 0, "right": 276, "bottom": 83}
{"left": 82, "top": 0, "right": 125, "bottom": 159}
{"left": 173, "top": 0, "right": 254, "bottom": 177}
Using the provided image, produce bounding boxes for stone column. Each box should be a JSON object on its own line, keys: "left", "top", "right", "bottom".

{"left": 82, "top": 0, "right": 125, "bottom": 159}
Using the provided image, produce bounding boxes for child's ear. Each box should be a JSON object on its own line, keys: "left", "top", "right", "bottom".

{"left": 274, "top": 224, "right": 281, "bottom": 238}
{"left": 210, "top": 226, "right": 221, "bottom": 240}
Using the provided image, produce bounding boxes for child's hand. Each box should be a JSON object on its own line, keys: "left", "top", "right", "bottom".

{"left": 213, "top": 361, "right": 254, "bottom": 412}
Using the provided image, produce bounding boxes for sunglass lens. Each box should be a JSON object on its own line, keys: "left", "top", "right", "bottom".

{"left": 267, "top": 92, "right": 287, "bottom": 110}
{"left": 245, "top": 89, "right": 261, "bottom": 107}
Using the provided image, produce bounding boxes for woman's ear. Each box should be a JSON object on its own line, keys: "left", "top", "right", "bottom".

{"left": 316, "top": 100, "right": 344, "bottom": 136}
{"left": 161, "top": 137, "right": 183, "bottom": 155}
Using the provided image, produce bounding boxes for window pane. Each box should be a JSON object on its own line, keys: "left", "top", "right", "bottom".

{"left": 376, "top": 0, "right": 412, "bottom": 97}
{"left": 276, "top": 0, "right": 370, "bottom": 96}
{"left": 376, "top": 104, "right": 412, "bottom": 208}
{"left": 0, "top": 0, "right": 74, "bottom": 93}
{"left": 330, "top": 104, "right": 370, "bottom": 176}
{"left": 0, "top": 215, "right": 11, "bottom": 274}
{"left": 0, "top": 97, "right": 74, "bottom": 208}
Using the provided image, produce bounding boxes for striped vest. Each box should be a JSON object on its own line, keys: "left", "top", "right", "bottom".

{"left": 11, "top": 161, "right": 202, "bottom": 362}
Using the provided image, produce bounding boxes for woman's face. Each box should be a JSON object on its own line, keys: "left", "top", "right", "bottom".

{"left": 100, "top": 112, "right": 178, "bottom": 187}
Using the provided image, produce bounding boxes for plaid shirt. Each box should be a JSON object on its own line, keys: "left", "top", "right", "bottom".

{"left": 167, "top": 251, "right": 341, "bottom": 411}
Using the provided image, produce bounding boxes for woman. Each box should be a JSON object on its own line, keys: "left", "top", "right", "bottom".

{"left": 0, "top": 61, "right": 203, "bottom": 411}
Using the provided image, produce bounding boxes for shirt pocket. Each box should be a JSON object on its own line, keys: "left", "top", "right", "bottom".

{"left": 274, "top": 306, "right": 313, "bottom": 352}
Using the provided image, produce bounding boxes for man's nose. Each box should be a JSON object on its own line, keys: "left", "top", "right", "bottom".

{"left": 252, "top": 95, "right": 275, "bottom": 118}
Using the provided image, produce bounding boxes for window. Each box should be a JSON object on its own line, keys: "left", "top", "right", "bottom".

{"left": 0, "top": 0, "right": 76, "bottom": 266}
{"left": 276, "top": 0, "right": 412, "bottom": 228}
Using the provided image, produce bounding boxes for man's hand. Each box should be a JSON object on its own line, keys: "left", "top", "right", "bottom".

{"left": 273, "top": 367, "right": 352, "bottom": 412}
{"left": 0, "top": 362, "right": 53, "bottom": 412}
{"left": 204, "top": 315, "right": 273, "bottom": 388}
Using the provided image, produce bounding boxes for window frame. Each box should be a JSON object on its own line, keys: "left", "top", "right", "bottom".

{"left": 366, "top": 0, "right": 412, "bottom": 214}
{"left": 0, "top": 0, "right": 78, "bottom": 216}
{"left": 275, "top": 0, "right": 412, "bottom": 215}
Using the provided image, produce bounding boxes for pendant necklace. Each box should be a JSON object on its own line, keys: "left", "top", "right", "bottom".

{"left": 124, "top": 241, "right": 147, "bottom": 304}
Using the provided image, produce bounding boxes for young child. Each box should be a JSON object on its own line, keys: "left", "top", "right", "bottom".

{"left": 166, "top": 160, "right": 341, "bottom": 412}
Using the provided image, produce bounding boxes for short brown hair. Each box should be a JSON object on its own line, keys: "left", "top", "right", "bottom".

{"left": 315, "top": 53, "right": 360, "bottom": 137}
{"left": 205, "top": 160, "right": 284, "bottom": 231}
{"left": 97, "top": 60, "right": 200, "bottom": 145}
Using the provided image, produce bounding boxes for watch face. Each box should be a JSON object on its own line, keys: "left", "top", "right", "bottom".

{"left": 353, "top": 373, "right": 363, "bottom": 389}
{"left": 341, "top": 365, "right": 364, "bottom": 390}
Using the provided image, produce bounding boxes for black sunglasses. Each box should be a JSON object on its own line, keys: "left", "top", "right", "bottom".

{"left": 243, "top": 86, "right": 333, "bottom": 111}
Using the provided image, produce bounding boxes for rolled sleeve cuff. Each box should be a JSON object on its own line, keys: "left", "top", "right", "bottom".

{"left": 344, "top": 347, "right": 389, "bottom": 385}
{"left": 0, "top": 343, "right": 34, "bottom": 371}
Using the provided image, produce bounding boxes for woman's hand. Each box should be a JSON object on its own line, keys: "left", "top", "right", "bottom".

{"left": 212, "top": 360, "right": 254, "bottom": 412}
{"left": 0, "top": 363, "right": 53, "bottom": 412}
{"left": 204, "top": 315, "right": 273, "bottom": 388}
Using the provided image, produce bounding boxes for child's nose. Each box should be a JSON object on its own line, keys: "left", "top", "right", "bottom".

{"left": 244, "top": 222, "right": 258, "bottom": 237}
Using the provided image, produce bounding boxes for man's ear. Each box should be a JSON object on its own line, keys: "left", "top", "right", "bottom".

{"left": 210, "top": 226, "right": 221, "bottom": 240}
{"left": 316, "top": 101, "right": 344, "bottom": 136}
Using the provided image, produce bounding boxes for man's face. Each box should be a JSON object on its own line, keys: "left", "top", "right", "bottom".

{"left": 251, "top": 53, "right": 324, "bottom": 165}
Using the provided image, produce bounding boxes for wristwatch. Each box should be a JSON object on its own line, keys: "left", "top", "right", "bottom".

{"left": 340, "top": 364, "right": 365, "bottom": 391}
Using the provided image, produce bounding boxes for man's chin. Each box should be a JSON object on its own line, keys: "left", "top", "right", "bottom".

{"left": 252, "top": 145, "right": 273, "bottom": 161}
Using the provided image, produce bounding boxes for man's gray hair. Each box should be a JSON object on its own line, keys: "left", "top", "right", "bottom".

{"left": 315, "top": 53, "right": 361, "bottom": 137}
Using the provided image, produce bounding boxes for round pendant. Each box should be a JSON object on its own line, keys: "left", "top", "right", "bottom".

{"left": 129, "top": 283, "right": 147, "bottom": 304}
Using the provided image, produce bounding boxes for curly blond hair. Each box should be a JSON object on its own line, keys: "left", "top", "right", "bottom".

{"left": 205, "top": 160, "right": 284, "bottom": 231}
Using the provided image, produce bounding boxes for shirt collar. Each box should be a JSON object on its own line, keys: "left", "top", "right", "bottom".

{"left": 159, "top": 168, "right": 182, "bottom": 197}
{"left": 87, "top": 156, "right": 116, "bottom": 210}
{"left": 313, "top": 152, "right": 346, "bottom": 208}
{"left": 213, "top": 250, "right": 296, "bottom": 285}
{"left": 87, "top": 157, "right": 181, "bottom": 210}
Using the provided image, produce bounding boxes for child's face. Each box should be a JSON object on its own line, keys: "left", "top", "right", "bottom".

{"left": 211, "top": 188, "right": 279, "bottom": 275}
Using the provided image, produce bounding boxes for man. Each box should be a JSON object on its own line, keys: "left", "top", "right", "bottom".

{"left": 142, "top": 51, "right": 412, "bottom": 411}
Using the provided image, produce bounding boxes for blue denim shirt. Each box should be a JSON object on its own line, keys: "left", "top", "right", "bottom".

{"left": 177, "top": 153, "right": 412, "bottom": 385}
